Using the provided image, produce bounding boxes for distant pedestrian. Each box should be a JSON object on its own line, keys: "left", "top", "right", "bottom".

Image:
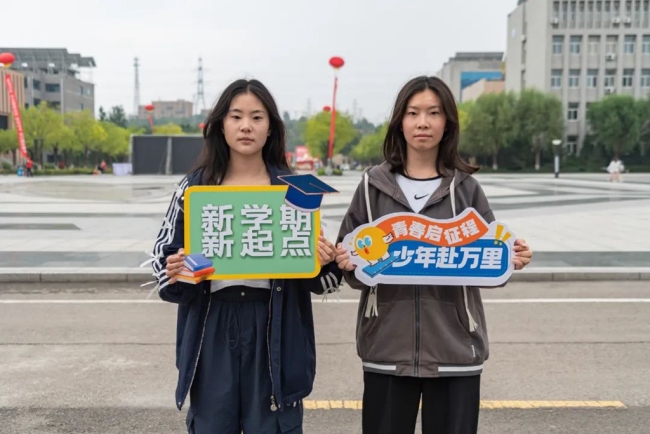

{"left": 151, "top": 78, "right": 342, "bottom": 433}
{"left": 25, "top": 159, "right": 33, "bottom": 177}
{"left": 335, "top": 76, "right": 533, "bottom": 434}
{"left": 607, "top": 157, "right": 625, "bottom": 182}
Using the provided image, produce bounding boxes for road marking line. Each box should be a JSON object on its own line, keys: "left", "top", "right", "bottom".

{"left": 300, "top": 400, "right": 626, "bottom": 410}
{"left": 1, "top": 298, "right": 650, "bottom": 304}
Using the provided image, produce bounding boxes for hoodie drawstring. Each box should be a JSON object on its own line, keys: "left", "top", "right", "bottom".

{"left": 450, "top": 175, "right": 477, "bottom": 332}
{"left": 363, "top": 171, "right": 379, "bottom": 318}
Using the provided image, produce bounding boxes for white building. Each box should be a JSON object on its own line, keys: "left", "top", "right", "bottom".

{"left": 505, "top": 0, "right": 650, "bottom": 154}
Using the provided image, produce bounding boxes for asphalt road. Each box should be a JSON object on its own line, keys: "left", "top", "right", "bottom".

{"left": 1, "top": 281, "right": 649, "bottom": 434}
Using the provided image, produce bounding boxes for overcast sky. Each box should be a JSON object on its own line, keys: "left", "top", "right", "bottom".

{"left": 5, "top": 0, "right": 516, "bottom": 123}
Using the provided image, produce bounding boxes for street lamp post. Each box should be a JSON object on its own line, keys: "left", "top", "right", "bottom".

{"left": 327, "top": 56, "right": 344, "bottom": 172}
{"left": 145, "top": 104, "right": 155, "bottom": 134}
{"left": 552, "top": 139, "right": 562, "bottom": 178}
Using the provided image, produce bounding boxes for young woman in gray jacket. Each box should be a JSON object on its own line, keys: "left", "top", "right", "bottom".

{"left": 335, "top": 76, "right": 533, "bottom": 434}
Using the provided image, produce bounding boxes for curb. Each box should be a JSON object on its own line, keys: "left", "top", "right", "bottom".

{"left": 0, "top": 267, "right": 649, "bottom": 284}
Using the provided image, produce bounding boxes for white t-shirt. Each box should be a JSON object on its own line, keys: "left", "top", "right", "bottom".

{"left": 395, "top": 173, "right": 442, "bottom": 213}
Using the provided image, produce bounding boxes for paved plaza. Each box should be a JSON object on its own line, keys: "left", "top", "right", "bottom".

{"left": 1, "top": 171, "right": 649, "bottom": 277}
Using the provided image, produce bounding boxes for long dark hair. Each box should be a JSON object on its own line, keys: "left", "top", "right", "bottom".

{"left": 195, "top": 79, "right": 290, "bottom": 185}
{"left": 383, "top": 76, "right": 478, "bottom": 176}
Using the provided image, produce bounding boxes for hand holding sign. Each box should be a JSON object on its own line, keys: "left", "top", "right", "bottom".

{"left": 165, "top": 248, "right": 185, "bottom": 284}
{"left": 513, "top": 238, "right": 532, "bottom": 270}
{"left": 335, "top": 243, "right": 356, "bottom": 272}
{"left": 318, "top": 230, "right": 337, "bottom": 266}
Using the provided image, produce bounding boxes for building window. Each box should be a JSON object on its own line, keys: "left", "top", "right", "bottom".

{"left": 569, "top": 69, "right": 581, "bottom": 87}
{"left": 553, "top": 1, "right": 561, "bottom": 20}
{"left": 568, "top": 103, "right": 579, "bottom": 121}
{"left": 587, "top": 1, "right": 594, "bottom": 26}
{"left": 33, "top": 80, "right": 41, "bottom": 90}
{"left": 579, "top": 1, "right": 586, "bottom": 25}
{"left": 566, "top": 135, "right": 579, "bottom": 155}
{"left": 45, "top": 83, "right": 60, "bottom": 93}
{"left": 553, "top": 36, "right": 564, "bottom": 54}
{"left": 86, "top": 88, "right": 92, "bottom": 96}
{"left": 551, "top": 69, "right": 563, "bottom": 88}
{"left": 24, "top": 77, "right": 28, "bottom": 88}
{"left": 623, "top": 69, "right": 634, "bottom": 87}
{"left": 570, "top": 36, "right": 582, "bottom": 54}
{"left": 570, "top": 1, "right": 577, "bottom": 25}
{"left": 643, "top": 35, "right": 650, "bottom": 54}
{"left": 588, "top": 36, "right": 600, "bottom": 54}
{"left": 80, "top": 86, "right": 84, "bottom": 96}
{"left": 641, "top": 69, "right": 650, "bottom": 87}
{"left": 34, "top": 98, "right": 41, "bottom": 106}
{"left": 595, "top": 1, "right": 602, "bottom": 26}
{"left": 606, "top": 35, "right": 618, "bottom": 54}
{"left": 587, "top": 69, "right": 598, "bottom": 87}
{"left": 624, "top": 35, "right": 636, "bottom": 54}
{"left": 604, "top": 69, "right": 616, "bottom": 87}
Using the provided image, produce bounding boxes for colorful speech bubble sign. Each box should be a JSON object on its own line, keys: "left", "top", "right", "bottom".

{"left": 342, "top": 208, "right": 515, "bottom": 287}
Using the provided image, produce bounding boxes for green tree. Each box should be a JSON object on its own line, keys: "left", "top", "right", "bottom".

{"left": 21, "top": 101, "right": 66, "bottom": 165}
{"left": 304, "top": 111, "right": 357, "bottom": 160}
{"left": 350, "top": 123, "right": 387, "bottom": 165}
{"left": 457, "top": 101, "right": 473, "bottom": 157}
{"left": 636, "top": 96, "right": 650, "bottom": 157}
{"left": 108, "top": 106, "right": 128, "bottom": 128}
{"left": 0, "top": 129, "right": 18, "bottom": 166}
{"left": 515, "top": 89, "right": 564, "bottom": 170}
{"left": 587, "top": 95, "right": 640, "bottom": 158}
{"left": 463, "top": 93, "right": 517, "bottom": 170}
{"left": 100, "top": 121, "right": 130, "bottom": 159}
{"left": 98, "top": 106, "right": 107, "bottom": 121}
{"left": 286, "top": 117, "right": 307, "bottom": 151}
{"left": 152, "top": 123, "right": 184, "bottom": 135}
{"left": 66, "top": 110, "right": 108, "bottom": 165}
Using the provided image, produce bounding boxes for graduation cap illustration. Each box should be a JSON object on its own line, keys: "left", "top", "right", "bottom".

{"left": 278, "top": 174, "right": 339, "bottom": 213}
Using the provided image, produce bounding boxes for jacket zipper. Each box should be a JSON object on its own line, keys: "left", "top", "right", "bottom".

{"left": 414, "top": 286, "right": 421, "bottom": 376}
{"left": 267, "top": 279, "right": 277, "bottom": 412}
{"left": 183, "top": 291, "right": 212, "bottom": 409}
{"left": 413, "top": 198, "right": 443, "bottom": 378}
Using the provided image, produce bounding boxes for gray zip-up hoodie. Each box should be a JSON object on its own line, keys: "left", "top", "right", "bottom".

{"left": 336, "top": 162, "right": 497, "bottom": 378}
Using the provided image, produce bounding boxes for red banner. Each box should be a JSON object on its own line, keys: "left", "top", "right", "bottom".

{"left": 4, "top": 73, "right": 30, "bottom": 163}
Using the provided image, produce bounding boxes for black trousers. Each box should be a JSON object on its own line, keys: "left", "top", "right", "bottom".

{"left": 362, "top": 372, "right": 481, "bottom": 434}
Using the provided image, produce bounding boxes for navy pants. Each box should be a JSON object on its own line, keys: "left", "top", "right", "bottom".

{"left": 186, "top": 287, "right": 303, "bottom": 434}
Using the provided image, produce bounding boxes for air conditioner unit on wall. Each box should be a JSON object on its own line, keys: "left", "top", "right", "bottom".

{"left": 605, "top": 87, "right": 616, "bottom": 94}
{"left": 612, "top": 16, "right": 621, "bottom": 24}
{"left": 551, "top": 17, "right": 560, "bottom": 25}
{"left": 606, "top": 53, "right": 617, "bottom": 61}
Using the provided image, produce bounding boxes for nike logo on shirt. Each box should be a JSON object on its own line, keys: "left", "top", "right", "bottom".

{"left": 414, "top": 194, "right": 429, "bottom": 200}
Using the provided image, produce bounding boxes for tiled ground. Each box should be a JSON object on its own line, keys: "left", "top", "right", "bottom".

{"left": 1, "top": 172, "right": 649, "bottom": 268}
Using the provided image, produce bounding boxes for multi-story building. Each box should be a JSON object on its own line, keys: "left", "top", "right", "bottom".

{"left": 506, "top": 0, "right": 650, "bottom": 154}
{"left": 0, "top": 48, "right": 96, "bottom": 114}
{"left": 0, "top": 68, "right": 25, "bottom": 130}
{"left": 437, "top": 52, "right": 505, "bottom": 102}
{"left": 138, "top": 100, "right": 194, "bottom": 120}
